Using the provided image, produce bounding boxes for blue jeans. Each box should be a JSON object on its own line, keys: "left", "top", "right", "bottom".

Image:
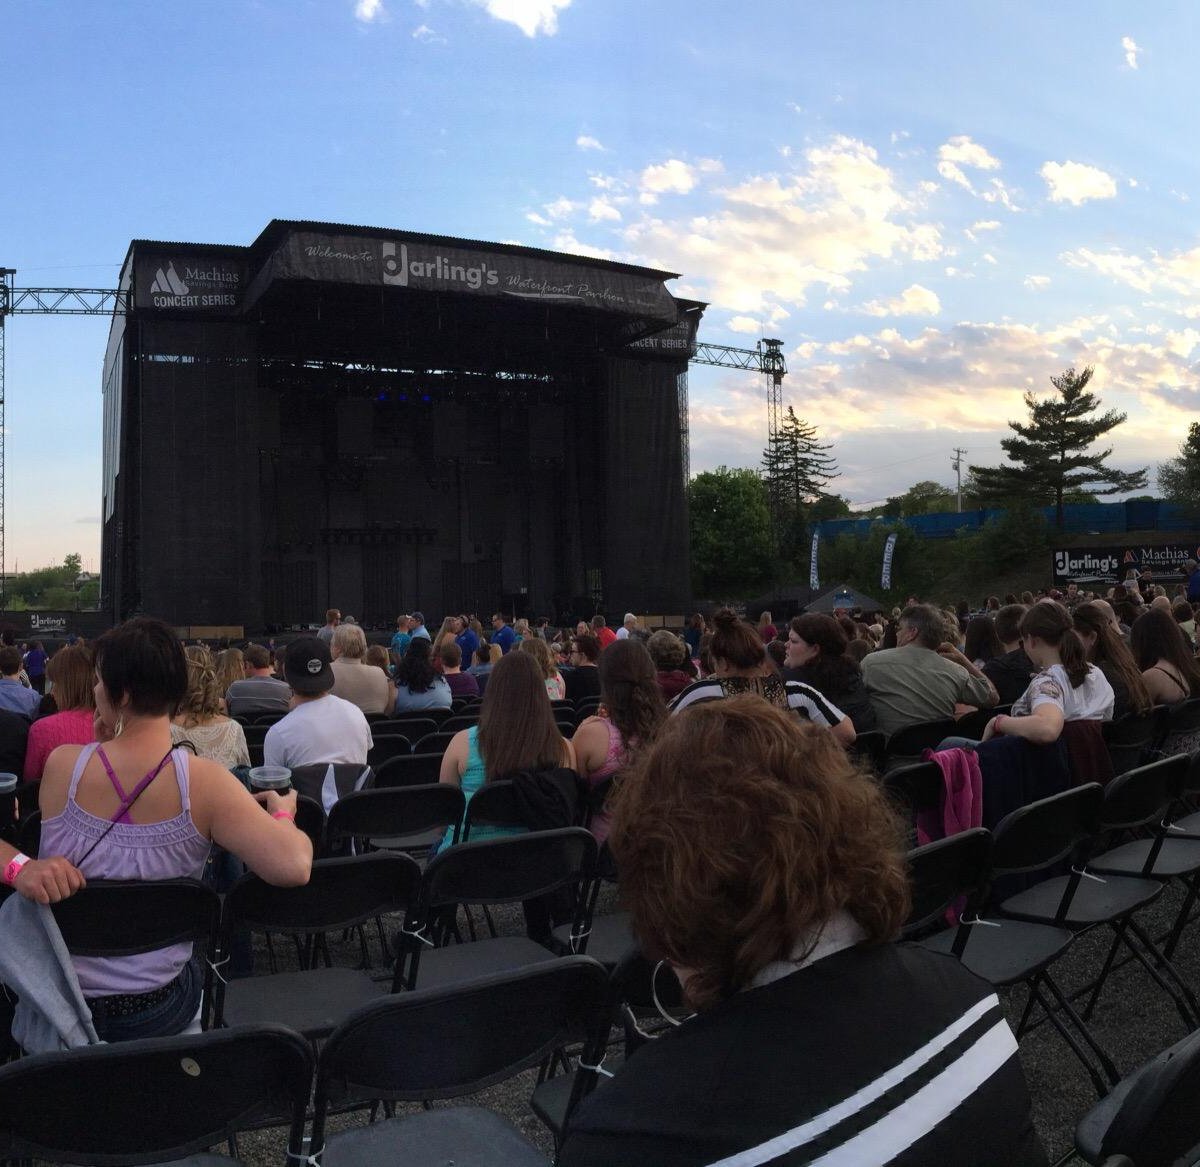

{"left": 937, "top": 736, "right": 981, "bottom": 751}
{"left": 87, "top": 958, "right": 202, "bottom": 1043}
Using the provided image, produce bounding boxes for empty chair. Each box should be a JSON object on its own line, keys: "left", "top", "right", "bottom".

{"left": 883, "top": 717, "right": 959, "bottom": 770}
{"left": 0, "top": 1023, "right": 313, "bottom": 1165}
{"left": 242, "top": 724, "right": 271, "bottom": 748}
{"left": 374, "top": 716, "right": 438, "bottom": 739}
{"left": 252, "top": 711, "right": 288, "bottom": 726}
{"left": 367, "top": 735, "right": 412, "bottom": 767}
{"left": 442, "top": 712, "right": 482, "bottom": 734}
{"left": 325, "top": 784, "right": 466, "bottom": 860}
{"left": 550, "top": 838, "right": 634, "bottom": 972}
{"left": 310, "top": 957, "right": 609, "bottom": 1167}
{"left": 213, "top": 853, "right": 422, "bottom": 1037}
{"left": 373, "top": 752, "right": 445, "bottom": 789}
{"left": 413, "top": 731, "right": 458, "bottom": 757}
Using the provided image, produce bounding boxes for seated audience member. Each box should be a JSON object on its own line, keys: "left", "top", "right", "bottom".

{"left": 23, "top": 644, "right": 96, "bottom": 782}
{"left": 964, "top": 615, "right": 1004, "bottom": 669}
{"left": 438, "top": 641, "right": 479, "bottom": 699}
{"left": 364, "top": 644, "right": 398, "bottom": 711}
{"left": 329, "top": 623, "right": 390, "bottom": 715}
{"left": 520, "top": 634, "right": 566, "bottom": 700}
{"left": 0, "top": 709, "right": 30, "bottom": 783}
{"left": 861, "top": 604, "right": 997, "bottom": 736}
{"left": 591, "top": 613, "right": 617, "bottom": 651}
{"left": 783, "top": 614, "right": 877, "bottom": 733}
{"left": 171, "top": 653, "right": 250, "bottom": 771}
{"left": 393, "top": 637, "right": 452, "bottom": 713}
{"left": 224, "top": 643, "right": 292, "bottom": 719}
{"left": 573, "top": 639, "right": 666, "bottom": 843}
{"left": 467, "top": 643, "right": 494, "bottom": 696}
{"left": 264, "top": 637, "right": 372, "bottom": 768}
{"left": 646, "top": 630, "right": 694, "bottom": 702}
{"left": 1132, "top": 606, "right": 1200, "bottom": 706}
{"left": 671, "top": 610, "right": 855, "bottom": 746}
{"left": 683, "top": 612, "right": 705, "bottom": 661}
{"left": 0, "top": 647, "right": 41, "bottom": 719}
{"left": 1172, "top": 599, "right": 1197, "bottom": 648}
{"left": 616, "top": 612, "right": 639, "bottom": 641}
{"left": 565, "top": 633, "right": 603, "bottom": 704}
{"left": 213, "top": 648, "right": 244, "bottom": 708}
{"left": 1072, "top": 601, "right": 1152, "bottom": 719}
{"left": 559, "top": 697, "right": 1046, "bottom": 1167}
{"left": 455, "top": 616, "right": 479, "bottom": 671}
{"left": 0, "top": 618, "right": 311, "bottom": 1044}
{"left": 981, "top": 604, "right": 1036, "bottom": 705}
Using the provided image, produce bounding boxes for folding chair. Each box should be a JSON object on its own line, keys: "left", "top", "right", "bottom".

{"left": 1000, "top": 760, "right": 1200, "bottom": 1031}
{"left": 1161, "top": 697, "right": 1200, "bottom": 756}
{"left": 907, "top": 798, "right": 1120, "bottom": 1097}
{"left": 882, "top": 760, "right": 942, "bottom": 846}
{"left": 52, "top": 878, "right": 221, "bottom": 1031}
{"left": 310, "top": 957, "right": 609, "bottom": 1167}
{"left": 400, "top": 828, "right": 597, "bottom": 991}
{"left": 325, "top": 783, "right": 465, "bottom": 861}
{"left": 242, "top": 724, "right": 271, "bottom": 749}
{"left": 443, "top": 712, "right": 482, "bottom": 733}
{"left": 367, "top": 734, "right": 412, "bottom": 767}
{"left": 883, "top": 717, "right": 958, "bottom": 771}
{"left": 1075, "top": 1027, "right": 1200, "bottom": 1166}
{"left": 551, "top": 699, "right": 575, "bottom": 714}
{"left": 847, "top": 729, "right": 887, "bottom": 776}
{"left": 252, "top": 711, "right": 288, "bottom": 726}
{"left": 413, "top": 730, "right": 459, "bottom": 757}
{"left": 288, "top": 762, "right": 374, "bottom": 816}
{"left": 550, "top": 838, "right": 634, "bottom": 971}
{"left": 213, "top": 852, "right": 422, "bottom": 1038}
{"left": 0, "top": 1023, "right": 312, "bottom": 1165}
{"left": 1103, "top": 708, "right": 1168, "bottom": 776}
{"left": 555, "top": 715, "right": 577, "bottom": 739}
{"left": 373, "top": 716, "right": 438, "bottom": 739}
{"left": 373, "top": 752, "right": 446, "bottom": 788}
{"left": 955, "top": 704, "right": 1010, "bottom": 741}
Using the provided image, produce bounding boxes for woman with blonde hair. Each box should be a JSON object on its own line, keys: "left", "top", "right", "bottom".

{"left": 213, "top": 648, "right": 244, "bottom": 706}
{"left": 24, "top": 644, "right": 97, "bottom": 782}
{"left": 519, "top": 634, "right": 566, "bottom": 699}
{"left": 171, "top": 652, "right": 250, "bottom": 771}
{"left": 364, "top": 643, "right": 398, "bottom": 712}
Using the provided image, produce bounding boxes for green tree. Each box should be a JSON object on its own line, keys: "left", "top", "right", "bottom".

{"left": 761, "top": 409, "right": 838, "bottom": 571}
{"left": 1159, "top": 422, "right": 1200, "bottom": 515}
{"left": 688, "top": 467, "right": 775, "bottom": 599}
{"left": 810, "top": 493, "right": 852, "bottom": 521}
{"left": 895, "top": 480, "right": 956, "bottom": 516}
{"left": 969, "top": 366, "right": 1148, "bottom": 529}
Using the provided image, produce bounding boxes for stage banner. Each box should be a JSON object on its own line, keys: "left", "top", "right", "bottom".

{"left": 249, "top": 229, "right": 679, "bottom": 323}
{"left": 881, "top": 533, "right": 898, "bottom": 589}
{"left": 1052, "top": 542, "right": 1200, "bottom": 586}
{"left": 810, "top": 532, "right": 820, "bottom": 590}
{"left": 622, "top": 304, "right": 702, "bottom": 360}
{"left": 133, "top": 252, "right": 248, "bottom": 313}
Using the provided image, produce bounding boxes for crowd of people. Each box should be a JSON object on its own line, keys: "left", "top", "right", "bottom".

{"left": 1, "top": 563, "right": 1199, "bottom": 1163}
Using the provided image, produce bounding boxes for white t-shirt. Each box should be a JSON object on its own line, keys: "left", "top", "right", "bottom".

{"left": 1011, "top": 663, "right": 1114, "bottom": 722}
{"left": 263, "top": 694, "right": 373, "bottom": 768}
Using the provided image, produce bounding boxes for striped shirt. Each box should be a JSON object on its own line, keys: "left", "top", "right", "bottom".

{"left": 669, "top": 674, "right": 847, "bottom": 730}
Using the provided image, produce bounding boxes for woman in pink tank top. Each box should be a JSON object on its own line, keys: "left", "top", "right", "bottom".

{"left": 572, "top": 639, "right": 667, "bottom": 843}
{"left": 0, "top": 618, "right": 313, "bottom": 1043}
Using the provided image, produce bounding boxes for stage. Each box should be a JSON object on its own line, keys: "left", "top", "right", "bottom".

{"left": 101, "top": 222, "right": 702, "bottom": 631}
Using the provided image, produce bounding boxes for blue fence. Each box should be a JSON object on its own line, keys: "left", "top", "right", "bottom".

{"left": 813, "top": 499, "right": 1196, "bottom": 543}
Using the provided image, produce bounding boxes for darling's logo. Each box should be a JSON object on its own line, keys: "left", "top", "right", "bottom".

{"left": 30, "top": 614, "right": 67, "bottom": 630}
{"left": 381, "top": 241, "right": 499, "bottom": 291}
{"left": 150, "top": 262, "right": 189, "bottom": 296}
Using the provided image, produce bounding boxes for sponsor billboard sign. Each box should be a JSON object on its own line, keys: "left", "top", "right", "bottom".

{"left": 134, "top": 253, "right": 247, "bottom": 313}
{"left": 1051, "top": 543, "right": 1200, "bottom": 585}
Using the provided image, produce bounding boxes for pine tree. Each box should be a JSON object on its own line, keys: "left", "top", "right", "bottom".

{"left": 1158, "top": 422, "right": 1200, "bottom": 516}
{"left": 968, "top": 366, "right": 1147, "bottom": 530}
{"left": 761, "top": 409, "right": 838, "bottom": 566}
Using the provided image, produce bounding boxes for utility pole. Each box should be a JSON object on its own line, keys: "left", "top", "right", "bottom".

{"left": 951, "top": 447, "right": 966, "bottom": 512}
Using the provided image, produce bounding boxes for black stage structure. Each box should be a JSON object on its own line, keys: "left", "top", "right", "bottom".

{"left": 101, "top": 221, "right": 703, "bottom": 631}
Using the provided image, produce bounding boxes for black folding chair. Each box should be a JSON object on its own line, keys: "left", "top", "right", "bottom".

{"left": 550, "top": 838, "right": 633, "bottom": 972}
{"left": 288, "top": 762, "right": 374, "bottom": 815}
{"left": 310, "top": 957, "right": 609, "bottom": 1167}
{"left": 1104, "top": 708, "right": 1169, "bottom": 776}
{"left": 883, "top": 717, "right": 959, "bottom": 770}
{"left": 373, "top": 752, "right": 446, "bottom": 788}
{"left": 325, "top": 783, "right": 465, "bottom": 861}
{"left": 847, "top": 729, "right": 887, "bottom": 776}
{"left": 242, "top": 724, "right": 271, "bottom": 749}
{"left": 908, "top": 794, "right": 1120, "bottom": 1097}
{"left": 413, "top": 730, "right": 459, "bottom": 757}
{"left": 882, "top": 760, "right": 943, "bottom": 846}
{"left": 1161, "top": 697, "right": 1200, "bottom": 755}
{"left": 1000, "top": 760, "right": 1200, "bottom": 1031}
{"left": 400, "top": 828, "right": 597, "bottom": 991}
{"left": 367, "top": 734, "right": 412, "bottom": 767}
{"left": 374, "top": 716, "right": 438, "bottom": 740}
{"left": 213, "top": 853, "right": 422, "bottom": 1037}
{"left": 252, "top": 711, "right": 288, "bottom": 726}
{"left": 955, "top": 704, "right": 1010, "bottom": 741}
{"left": 443, "top": 712, "right": 481, "bottom": 734}
{"left": 1075, "top": 1027, "right": 1200, "bottom": 1166}
{"left": 0, "top": 1023, "right": 312, "bottom": 1165}
{"left": 52, "top": 878, "right": 221, "bottom": 1030}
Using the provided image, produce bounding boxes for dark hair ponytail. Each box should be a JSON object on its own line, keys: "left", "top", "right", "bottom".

{"left": 1020, "top": 601, "right": 1089, "bottom": 689}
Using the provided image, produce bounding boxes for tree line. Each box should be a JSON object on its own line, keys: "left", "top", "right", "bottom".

{"left": 3, "top": 553, "right": 99, "bottom": 611}
{"left": 688, "top": 365, "right": 1200, "bottom": 599}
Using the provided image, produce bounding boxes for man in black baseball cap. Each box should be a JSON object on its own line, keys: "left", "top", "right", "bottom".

{"left": 284, "top": 637, "right": 335, "bottom": 695}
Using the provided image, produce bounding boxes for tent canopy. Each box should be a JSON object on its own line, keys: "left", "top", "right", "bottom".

{"left": 807, "top": 584, "right": 885, "bottom": 614}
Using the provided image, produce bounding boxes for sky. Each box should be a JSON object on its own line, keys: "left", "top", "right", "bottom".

{"left": 2, "top": 0, "right": 1197, "bottom": 572}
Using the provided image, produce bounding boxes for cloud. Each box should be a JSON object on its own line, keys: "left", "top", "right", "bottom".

{"left": 412, "top": 23, "right": 443, "bottom": 41}
{"left": 576, "top": 135, "right": 604, "bottom": 151}
{"left": 354, "top": 0, "right": 386, "bottom": 21}
{"left": 1040, "top": 160, "right": 1118, "bottom": 205}
{"left": 75, "top": 515, "right": 101, "bottom": 525}
{"left": 939, "top": 135, "right": 1001, "bottom": 171}
{"left": 637, "top": 158, "right": 720, "bottom": 204}
{"left": 468, "top": 0, "right": 571, "bottom": 36}
{"left": 1122, "top": 35, "right": 1140, "bottom": 69}
{"left": 1024, "top": 275, "right": 1051, "bottom": 290}
{"left": 969, "top": 219, "right": 1000, "bottom": 233}
{"left": 727, "top": 315, "right": 766, "bottom": 334}
{"left": 861, "top": 284, "right": 941, "bottom": 317}
{"left": 587, "top": 197, "right": 621, "bottom": 223}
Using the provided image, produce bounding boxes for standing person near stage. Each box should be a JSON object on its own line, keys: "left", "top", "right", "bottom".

{"left": 615, "top": 613, "right": 638, "bottom": 641}
{"left": 390, "top": 615, "right": 413, "bottom": 661}
{"left": 490, "top": 612, "right": 517, "bottom": 654}
{"left": 408, "top": 612, "right": 431, "bottom": 642}
{"left": 317, "top": 609, "right": 340, "bottom": 644}
{"left": 22, "top": 642, "right": 48, "bottom": 695}
{"left": 455, "top": 616, "right": 479, "bottom": 672}
{"left": 591, "top": 614, "right": 617, "bottom": 651}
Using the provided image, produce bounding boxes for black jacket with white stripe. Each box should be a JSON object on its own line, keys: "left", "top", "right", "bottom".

{"left": 560, "top": 942, "right": 1046, "bottom": 1167}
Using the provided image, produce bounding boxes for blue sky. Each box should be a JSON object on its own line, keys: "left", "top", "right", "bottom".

{"left": 2, "top": 0, "right": 1196, "bottom": 571}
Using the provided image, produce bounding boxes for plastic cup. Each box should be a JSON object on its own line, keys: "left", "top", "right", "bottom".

{"left": 0, "top": 772, "right": 18, "bottom": 839}
{"left": 248, "top": 765, "right": 292, "bottom": 793}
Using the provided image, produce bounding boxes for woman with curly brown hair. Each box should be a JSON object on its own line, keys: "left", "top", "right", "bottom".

{"left": 560, "top": 697, "right": 1044, "bottom": 1167}
{"left": 572, "top": 639, "right": 666, "bottom": 843}
{"left": 170, "top": 652, "right": 250, "bottom": 771}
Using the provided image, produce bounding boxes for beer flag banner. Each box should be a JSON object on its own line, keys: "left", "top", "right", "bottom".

{"left": 881, "top": 533, "right": 898, "bottom": 589}
{"left": 810, "top": 532, "right": 820, "bottom": 590}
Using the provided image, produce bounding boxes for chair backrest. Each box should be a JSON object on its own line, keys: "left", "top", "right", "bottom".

{"left": 418, "top": 827, "right": 597, "bottom": 917}
{"left": 52, "top": 878, "right": 220, "bottom": 958}
{"left": 954, "top": 705, "right": 1009, "bottom": 741}
{"left": 413, "top": 731, "right": 458, "bottom": 757}
{"left": 252, "top": 711, "right": 288, "bottom": 726}
{"left": 374, "top": 717, "right": 438, "bottom": 739}
{"left": 1100, "top": 754, "right": 1189, "bottom": 833}
{"left": 885, "top": 718, "right": 959, "bottom": 761}
{"left": 288, "top": 763, "right": 374, "bottom": 813}
{"left": 1087, "top": 1027, "right": 1200, "bottom": 1166}
{"left": 442, "top": 713, "right": 481, "bottom": 734}
{"left": 462, "top": 779, "right": 522, "bottom": 837}
{"left": 373, "top": 752, "right": 446, "bottom": 788}
{"left": 989, "top": 783, "right": 1104, "bottom": 876}
{"left": 882, "top": 761, "right": 943, "bottom": 816}
{"left": 242, "top": 724, "right": 271, "bottom": 747}
{"left": 295, "top": 794, "right": 326, "bottom": 852}
{"left": 551, "top": 699, "right": 575, "bottom": 712}
{"left": 848, "top": 730, "right": 887, "bottom": 776}
{"left": 0, "top": 1023, "right": 313, "bottom": 1166}
{"left": 902, "top": 828, "right": 991, "bottom": 937}
{"left": 1165, "top": 697, "right": 1200, "bottom": 737}
{"left": 223, "top": 852, "right": 422, "bottom": 938}
{"left": 311, "top": 956, "right": 609, "bottom": 1151}
{"left": 1104, "top": 708, "right": 1167, "bottom": 747}
{"left": 325, "top": 785, "right": 466, "bottom": 851}
{"left": 364, "top": 710, "right": 394, "bottom": 723}
{"left": 367, "top": 735, "right": 412, "bottom": 766}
